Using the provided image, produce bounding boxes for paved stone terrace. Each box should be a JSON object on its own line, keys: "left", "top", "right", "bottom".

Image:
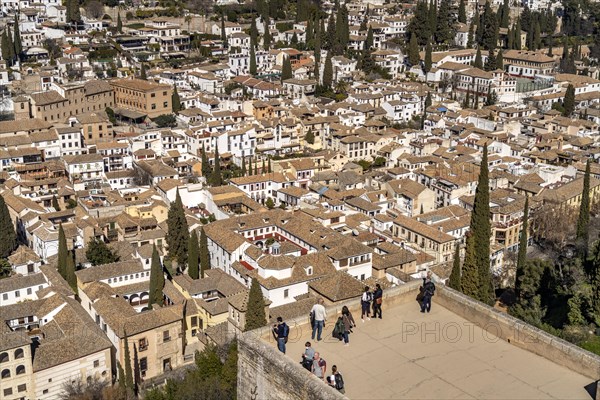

{"left": 275, "top": 300, "right": 594, "bottom": 399}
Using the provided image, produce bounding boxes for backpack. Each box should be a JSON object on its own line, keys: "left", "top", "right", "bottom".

{"left": 363, "top": 292, "right": 372, "bottom": 303}
{"left": 425, "top": 281, "right": 435, "bottom": 296}
{"left": 335, "top": 373, "right": 344, "bottom": 391}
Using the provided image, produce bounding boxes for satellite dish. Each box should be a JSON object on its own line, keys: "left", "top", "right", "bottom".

{"left": 352, "top": 229, "right": 359, "bottom": 236}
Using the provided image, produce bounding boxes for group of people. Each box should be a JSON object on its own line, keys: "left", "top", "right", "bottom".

{"left": 360, "top": 284, "right": 383, "bottom": 321}
{"left": 300, "top": 341, "right": 345, "bottom": 394}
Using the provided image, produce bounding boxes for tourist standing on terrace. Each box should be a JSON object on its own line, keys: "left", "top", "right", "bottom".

{"left": 341, "top": 306, "right": 356, "bottom": 346}
{"left": 361, "top": 286, "right": 372, "bottom": 321}
{"left": 312, "top": 352, "right": 327, "bottom": 381}
{"left": 311, "top": 298, "right": 326, "bottom": 341}
{"left": 373, "top": 284, "right": 383, "bottom": 319}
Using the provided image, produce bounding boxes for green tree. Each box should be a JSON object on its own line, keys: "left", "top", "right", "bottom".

{"left": 485, "top": 87, "right": 498, "bottom": 106}
{"left": 166, "top": 191, "right": 189, "bottom": 266}
{"left": 484, "top": 49, "right": 496, "bottom": 71}
{"left": 65, "top": 250, "right": 77, "bottom": 293}
{"left": 140, "top": 63, "right": 147, "bottom": 80}
{"left": 0, "top": 258, "right": 11, "bottom": 279}
{"left": 249, "top": 17, "right": 258, "bottom": 45}
{"left": 220, "top": 340, "right": 238, "bottom": 392}
{"left": 123, "top": 331, "right": 135, "bottom": 394}
{"left": 241, "top": 156, "right": 247, "bottom": 176}
{"left": 117, "top": 362, "right": 126, "bottom": 393}
{"left": 172, "top": 85, "right": 182, "bottom": 113}
{"left": 265, "top": 197, "right": 275, "bottom": 209}
{"left": 263, "top": 21, "right": 272, "bottom": 50}
{"left": 458, "top": 0, "right": 467, "bottom": 24}
{"left": 515, "top": 197, "right": 529, "bottom": 298}
{"left": 326, "top": 13, "right": 336, "bottom": 51}
{"left": 57, "top": 224, "right": 68, "bottom": 279}
{"left": 588, "top": 240, "right": 600, "bottom": 323}
{"left": 474, "top": 145, "right": 493, "bottom": 304}
{"left": 461, "top": 233, "right": 479, "bottom": 297}
{"left": 514, "top": 19, "right": 522, "bottom": 49}
{"left": 267, "top": 158, "right": 272, "bottom": 173}
{"left": 408, "top": 33, "right": 420, "bottom": 66}
{"left": 576, "top": 159, "right": 591, "bottom": 253}
{"left": 86, "top": 238, "right": 119, "bottom": 266}
{"left": 221, "top": 14, "right": 227, "bottom": 46}
{"left": 117, "top": 13, "right": 123, "bottom": 33}
{"left": 0, "top": 196, "right": 16, "bottom": 259}
{"left": 245, "top": 277, "right": 267, "bottom": 331}
{"left": 281, "top": 56, "right": 292, "bottom": 81}
{"left": 13, "top": 15, "right": 22, "bottom": 61}
{"left": 148, "top": 245, "right": 164, "bottom": 309}
{"left": 248, "top": 157, "right": 253, "bottom": 176}
{"left": 563, "top": 84, "right": 575, "bottom": 117}
{"left": 199, "top": 227, "right": 210, "bottom": 278}
{"left": 474, "top": 47, "right": 483, "bottom": 69}
{"left": 209, "top": 146, "right": 223, "bottom": 186}
{"left": 322, "top": 51, "right": 333, "bottom": 89}
{"left": 365, "top": 26, "right": 373, "bottom": 51}
{"left": 196, "top": 343, "right": 222, "bottom": 380}
{"left": 435, "top": 0, "right": 452, "bottom": 44}
{"left": 249, "top": 39, "right": 257, "bottom": 76}
{"left": 424, "top": 40, "right": 432, "bottom": 73}
{"left": 448, "top": 244, "right": 462, "bottom": 291}
{"left": 201, "top": 144, "right": 210, "bottom": 178}
{"left": 52, "top": 195, "right": 60, "bottom": 211}
{"left": 1, "top": 31, "right": 11, "bottom": 66}
{"left": 499, "top": 0, "right": 510, "bottom": 28}
{"left": 188, "top": 230, "right": 199, "bottom": 279}
{"left": 497, "top": 50, "right": 503, "bottom": 70}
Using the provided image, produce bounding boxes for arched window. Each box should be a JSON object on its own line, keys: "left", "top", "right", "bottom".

{"left": 0, "top": 353, "right": 8, "bottom": 363}
{"left": 1, "top": 369, "right": 10, "bottom": 379}
{"left": 14, "top": 349, "right": 24, "bottom": 359}
{"left": 16, "top": 365, "right": 25, "bottom": 375}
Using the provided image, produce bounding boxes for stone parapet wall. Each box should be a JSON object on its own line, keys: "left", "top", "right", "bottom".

{"left": 436, "top": 285, "right": 600, "bottom": 381}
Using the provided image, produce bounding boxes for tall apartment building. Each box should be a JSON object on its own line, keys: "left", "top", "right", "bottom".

{"left": 109, "top": 79, "right": 173, "bottom": 119}
{"left": 13, "top": 80, "right": 114, "bottom": 123}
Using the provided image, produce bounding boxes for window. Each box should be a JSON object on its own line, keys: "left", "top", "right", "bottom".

{"left": 43, "top": 389, "right": 49, "bottom": 394}
{"left": 163, "top": 330, "right": 170, "bottom": 342}
{"left": 0, "top": 353, "right": 8, "bottom": 363}
{"left": 3, "top": 388, "right": 12, "bottom": 396}
{"left": 27, "top": 288, "right": 32, "bottom": 295}
{"left": 139, "top": 338, "right": 148, "bottom": 351}
{"left": 93, "top": 360, "right": 100, "bottom": 368}
{"left": 14, "top": 349, "right": 24, "bottom": 359}
{"left": 163, "top": 102, "right": 168, "bottom": 108}
{"left": 151, "top": 104, "right": 156, "bottom": 110}
{"left": 191, "top": 316, "right": 198, "bottom": 327}
{"left": 1, "top": 369, "right": 10, "bottom": 378}
{"left": 16, "top": 365, "right": 25, "bottom": 375}
{"left": 2, "top": 294, "right": 6, "bottom": 301}
{"left": 140, "top": 357, "right": 147, "bottom": 375}
{"left": 15, "top": 290, "right": 20, "bottom": 297}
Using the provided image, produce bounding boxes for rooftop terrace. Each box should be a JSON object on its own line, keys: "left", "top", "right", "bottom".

{"left": 239, "top": 282, "right": 600, "bottom": 400}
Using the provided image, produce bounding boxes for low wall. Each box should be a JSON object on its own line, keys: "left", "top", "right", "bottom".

{"left": 237, "top": 333, "right": 346, "bottom": 400}
{"left": 436, "top": 286, "right": 600, "bottom": 381}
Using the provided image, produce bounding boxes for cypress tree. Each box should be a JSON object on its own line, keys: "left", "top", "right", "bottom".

{"left": 281, "top": 56, "right": 292, "bottom": 81}
{"left": 507, "top": 27, "right": 513, "bottom": 50}
{"left": 6, "top": 28, "right": 14, "bottom": 65}
{"left": 248, "top": 157, "right": 253, "bottom": 176}
{"left": 148, "top": 245, "right": 164, "bottom": 309}
{"left": 515, "top": 196, "right": 529, "bottom": 298}
{"left": 461, "top": 233, "right": 479, "bottom": 297}
{"left": 261, "top": 159, "right": 266, "bottom": 174}
{"left": 201, "top": 143, "right": 210, "bottom": 178}
{"left": 13, "top": 15, "right": 21, "bottom": 61}
{"left": 52, "top": 195, "right": 60, "bottom": 211}
{"left": 500, "top": 0, "right": 510, "bottom": 28}
{"left": 199, "top": 227, "right": 210, "bottom": 278}
{"left": 435, "top": 0, "right": 452, "bottom": 44}
{"left": 241, "top": 157, "right": 247, "bottom": 176}
{"left": 166, "top": 191, "right": 189, "bottom": 266}
{"left": 1, "top": 31, "right": 10, "bottom": 65}
{"left": 365, "top": 26, "right": 373, "bottom": 51}
{"left": 140, "top": 63, "right": 147, "bottom": 80}
{"left": 117, "top": 362, "right": 126, "bottom": 393}
{"left": 210, "top": 146, "right": 223, "bottom": 186}
{"left": 408, "top": 34, "right": 420, "bottom": 66}
{"left": 484, "top": 49, "right": 496, "bottom": 71}
{"left": 172, "top": 85, "right": 181, "bottom": 113}
{"left": 532, "top": 21, "right": 541, "bottom": 51}
{"left": 254, "top": 159, "right": 258, "bottom": 175}
{"left": 250, "top": 17, "right": 258, "bottom": 45}
{"left": 57, "top": 224, "right": 68, "bottom": 279}
{"left": 249, "top": 39, "right": 257, "bottom": 76}
{"left": 474, "top": 145, "right": 493, "bottom": 304}
{"left": 326, "top": 13, "right": 336, "bottom": 51}
{"left": 424, "top": 40, "right": 432, "bottom": 73}
{"left": 467, "top": 21, "right": 474, "bottom": 48}
{"left": 458, "top": 0, "right": 467, "bottom": 24}
{"left": 515, "top": 19, "right": 522, "bottom": 49}
{"left": 117, "top": 13, "right": 123, "bottom": 33}
{"left": 221, "top": 15, "right": 227, "bottom": 45}
{"left": 305, "top": 129, "right": 315, "bottom": 145}
{"left": 0, "top": 195, "right": 16, "bottom": 258}
{"left": 245, "top": 277, "right": 267, "bottom": 331}
{"left": 65, "top": 251, "right": 77, "bottom": 293}
{"left": 428, "top": 0, "right": 437, "bottom": 37}
{"left": 474, "top": 47, "right": 483, "bottom": 69}
{"left": 576, "top": 159, "right": 591, "bottom": 253}
{"left": 323, "top": 51, "right": 333, "bottom": 89}
{"left": 267, "top": 158, "right": 272, "bottom": 173}
{"left": 563, "top": 84, "right": 575, "bottom": 117}
{"left": 123, "top": 331, "right": 134, "bottom": 393}
{"left": 263, "top": 21, "right": 271, "bottom": 50}
{"left": 188, "top": 230, "right": 199, "bottom": 279}
{"left": 448, "top": 244, "right": 462, "bottom": 291}
{"left": 497, "top": 50, "right": 503, "bottom": 70}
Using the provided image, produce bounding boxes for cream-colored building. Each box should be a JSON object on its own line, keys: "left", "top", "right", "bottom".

{"left": 110, "top": 79, "right": 173, "bottom": 119}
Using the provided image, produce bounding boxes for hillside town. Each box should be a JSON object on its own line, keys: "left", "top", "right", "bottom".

{"left": 1, "top": 0, "right": 600, "bottom": 398}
